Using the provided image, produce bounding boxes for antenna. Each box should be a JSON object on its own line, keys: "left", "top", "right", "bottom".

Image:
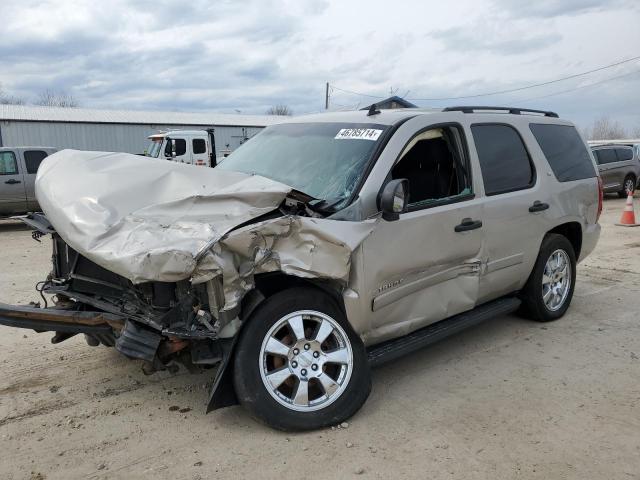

{"left": 367, "top": 103, "right": 381, "bottom": 116}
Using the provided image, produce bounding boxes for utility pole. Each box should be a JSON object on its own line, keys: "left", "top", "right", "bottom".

{"left": 325, "top": 82, "right": 329, "bottom": 110}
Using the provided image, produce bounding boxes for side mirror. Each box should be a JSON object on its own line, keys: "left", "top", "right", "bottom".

{"left": 164, "top": 138, "right": 176, "bottom": 158}
{"left": 380, "top": 179, "right": 409, "bottom": 221}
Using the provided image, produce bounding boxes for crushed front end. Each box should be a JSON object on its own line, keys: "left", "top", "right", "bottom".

{"left": 0, "top": 214, "right": 231, "bottom": 376}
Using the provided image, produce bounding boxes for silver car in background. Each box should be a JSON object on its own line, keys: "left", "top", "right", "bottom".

{"left": 0, "top": 146, "right": 57, "bottom": 215}
{"left": 589, "top": 142, "right": 640, "bottom": 196}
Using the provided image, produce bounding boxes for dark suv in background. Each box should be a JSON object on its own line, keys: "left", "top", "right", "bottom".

{"left": 589, "top": 142, "right": 640, "bottom": 196}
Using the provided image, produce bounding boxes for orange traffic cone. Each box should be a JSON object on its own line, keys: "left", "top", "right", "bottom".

{"left": 616, "top": 190, "right": 640, "bottom": 227}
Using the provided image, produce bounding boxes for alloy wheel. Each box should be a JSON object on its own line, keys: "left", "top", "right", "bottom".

{"left": 541, "top": 249, "right": 572, "bottom": 311}
{"left": 259, "top": 310, "right": 353, "bottom": 412}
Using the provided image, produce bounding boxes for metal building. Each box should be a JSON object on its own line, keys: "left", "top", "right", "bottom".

{"left": 0, "top": 105, "right": 284, "bottom": 157}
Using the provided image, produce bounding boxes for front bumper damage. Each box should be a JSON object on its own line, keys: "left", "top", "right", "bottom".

{"left": 3, "top": 150, "right": 378, "bottom": 412}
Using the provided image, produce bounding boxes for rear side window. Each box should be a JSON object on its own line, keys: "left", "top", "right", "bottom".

{"left": 471, "top": 124, "right": 534, "bottom": 195}
{"left": 530, "top": 124, "right": 596, "bottom": 181}
{"left": 24, "top": 150, "right": 49, "bottom": 174}
{"left": 0, "top": 151, "right": 18, "bottom": 175}
{"left": 616, "top": 148, "right": 633, "bottom": 162}
{"left": 594, "top": 149, "right": 617, "bottom": 165}
{"left": 193, "top": 139, "right": 207, "bottom": 154}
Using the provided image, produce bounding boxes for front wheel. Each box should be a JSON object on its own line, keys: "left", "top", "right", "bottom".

{"left": 233, "top": 287, "right": 371, "bottom": 431}
{"left": 519, "top": 234, "right": 576, "bottom": 322}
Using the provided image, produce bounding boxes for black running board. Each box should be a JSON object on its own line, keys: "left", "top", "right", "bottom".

{"left": 367, "top": 296, "right": 521, "bottom": 367}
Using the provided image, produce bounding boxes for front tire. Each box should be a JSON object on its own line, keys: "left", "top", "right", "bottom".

{"left": 520, "top": 234, "right": 576, "bottom": 322}
{"left": 233, "top": 287, "right": 371, "bottom": 431}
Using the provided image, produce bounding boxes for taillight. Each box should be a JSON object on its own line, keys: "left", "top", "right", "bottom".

{"left": 596, "top": 176, "right": 604, "bottom": 223}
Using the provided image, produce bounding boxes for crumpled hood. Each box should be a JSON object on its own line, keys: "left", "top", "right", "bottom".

{"left": 36, "top": 150, "right": 294, "bottom": 283}
{"left": 36, "top": 150, "right": 376, "bottom": 310}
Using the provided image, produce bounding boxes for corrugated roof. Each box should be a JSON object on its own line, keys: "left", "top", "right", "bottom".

{"left": 0, "top": 104, "right": 285, "bottom": 127}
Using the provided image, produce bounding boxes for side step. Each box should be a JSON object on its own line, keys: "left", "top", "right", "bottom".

{"left": 367, "top": 296, "right": 521, "bottom": 367}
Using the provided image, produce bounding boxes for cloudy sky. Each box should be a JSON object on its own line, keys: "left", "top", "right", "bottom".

{"left": 1, "top": 0, "right": 639, "bottom": 129}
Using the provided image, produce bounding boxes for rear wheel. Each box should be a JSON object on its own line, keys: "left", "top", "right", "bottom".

{"left": 233, "top": 287, "right": 371, "bottom": 431}
{"left": 618, "top": 174, "right": 636, "bottom": 198}
{"left": 519, "top": 234, "right": 576, "bottom": 322}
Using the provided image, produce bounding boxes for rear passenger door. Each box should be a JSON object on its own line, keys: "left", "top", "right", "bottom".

{"left": 0, "top": 150, "right": 28, "bottom": 215}
{"left": 22, "top": 149, "right": 50, "bottom": 211}
{"left": 470, "top": 124, "right": 546, "bottom": 303}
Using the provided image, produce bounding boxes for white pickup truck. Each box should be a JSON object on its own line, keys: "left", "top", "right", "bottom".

{"left": 145, "top": 129, "right": 228, "bottom": 167}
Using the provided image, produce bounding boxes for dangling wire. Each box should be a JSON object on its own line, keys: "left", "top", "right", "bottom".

{"left": 35, "top": 281, "right": 50, "bottom": 308}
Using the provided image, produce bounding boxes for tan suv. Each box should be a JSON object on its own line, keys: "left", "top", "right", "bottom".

{"left": 0, "top": 106, "right": 601, "bottom": 430}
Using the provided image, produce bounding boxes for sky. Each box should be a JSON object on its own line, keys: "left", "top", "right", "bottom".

{"left": 0, "top": 0, "right": 639, "bottom": 130}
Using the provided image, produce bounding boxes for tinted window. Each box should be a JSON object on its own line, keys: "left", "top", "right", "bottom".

{"left": 24, "top": 150, "right": 49, "bottom": 174}
{"left": 193, "top": 139, "right": 206, "bottom": 154}
{"left": 616, "top": 148, "right": 633, "bottom": 162}
{"left": 471, "top": 124, "right": 534, "bottom": 195}
{"left": 0, "top": 151, "right": 18, "bottom": 175}
{"left": 595, "top": 149, "right": 617, "bottom": 165}
{"left": 530, "top": 124, "right": 596, "bottom": 181}
{"left": 174, "top": 139, "right": 186, "bottom": 156}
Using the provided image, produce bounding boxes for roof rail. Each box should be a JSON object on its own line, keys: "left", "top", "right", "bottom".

{"left": 442, "top": 106, "right": 559, "bottom": 118}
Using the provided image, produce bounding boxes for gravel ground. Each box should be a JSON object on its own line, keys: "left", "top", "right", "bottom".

{"left": 1, "top": 196, "right": 639, "bottom": 480}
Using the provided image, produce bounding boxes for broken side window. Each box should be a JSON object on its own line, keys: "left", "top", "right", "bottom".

{"left": 391, "top": 126, "right": 471, "bottom": 207}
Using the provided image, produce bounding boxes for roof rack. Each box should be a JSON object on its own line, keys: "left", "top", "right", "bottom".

{"left": 442, "top": 106, "right": 559, "bottom": 118}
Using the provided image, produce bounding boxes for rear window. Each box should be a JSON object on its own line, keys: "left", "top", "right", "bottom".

{"left": 529, "top": 124, "right": 596, "bottom": 181}
{"left": 471, "top": 124, "right": 534, "bottom": 195}
{"left": 24, "top": 150, "right": 49, "bottom": 174}
{"left": 594, "top": 149, "right": 617, "bottom": 165}
{"left": 616, "top": 148, "right": 633, "bottom": 162}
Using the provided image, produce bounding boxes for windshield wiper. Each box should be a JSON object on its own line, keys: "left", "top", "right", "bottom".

{"left": 307, "top": 196, "right": 347, "bottom": 214}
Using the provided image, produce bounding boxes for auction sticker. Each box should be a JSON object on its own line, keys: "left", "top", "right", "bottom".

{"left": 335, "top": 128, "right": 383, "bottom": 141}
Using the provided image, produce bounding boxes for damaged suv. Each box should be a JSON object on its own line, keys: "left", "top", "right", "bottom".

{"left": 0, "top": 106, "right": 601, "bottom": 431}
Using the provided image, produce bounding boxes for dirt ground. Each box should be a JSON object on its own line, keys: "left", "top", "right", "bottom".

{"left": 1, "top": 196, "right": 639, "bottom": 480}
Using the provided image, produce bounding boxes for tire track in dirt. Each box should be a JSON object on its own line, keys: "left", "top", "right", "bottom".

{"left": 0, "top": 398, "right": 77, "bottom": 427}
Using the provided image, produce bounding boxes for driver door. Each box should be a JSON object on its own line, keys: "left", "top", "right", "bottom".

{"left": 359, "top": 122, "right": 486, "bottom": 343}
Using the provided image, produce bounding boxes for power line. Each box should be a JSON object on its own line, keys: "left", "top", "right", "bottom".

{"left": 519, "top": 69, "right": 640, "bottom": 103}
{"left": 330, "top": 54, "right": 640, "bottom": 102}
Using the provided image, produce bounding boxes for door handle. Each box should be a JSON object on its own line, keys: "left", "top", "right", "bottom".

{"left": 455, "top": 218, "right": 483, "bottom": 232}
{"left": 4, "top": 179, "right": 21, "bottom": 185}
{"left": 529, "top": 201, "right": 549, "bottom": 213}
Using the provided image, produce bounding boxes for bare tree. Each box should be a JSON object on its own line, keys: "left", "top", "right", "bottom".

{"left": 266, "top": 104, "right": 293, "bottom": 116}
{"left": 0, "top": 84, "right": 25, "bottom": 105}
{"left": 585, "top": 116, "right": 628, "bottom": 140}
{"left": 34, "top": 89, "right": 79, "bottom": 108}
{"left": 632, "top": 125, "right": 640, "bottom": 138}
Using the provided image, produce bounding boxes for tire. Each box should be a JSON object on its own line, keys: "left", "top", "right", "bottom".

{"left": 618, "top": 174, "right": 636, "bottom": 198}
{"left": 233, "top": 287, "right": 371, "bottom": 431}
{"left": 519, "top": 234, "right": 576, "bottom": 322}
